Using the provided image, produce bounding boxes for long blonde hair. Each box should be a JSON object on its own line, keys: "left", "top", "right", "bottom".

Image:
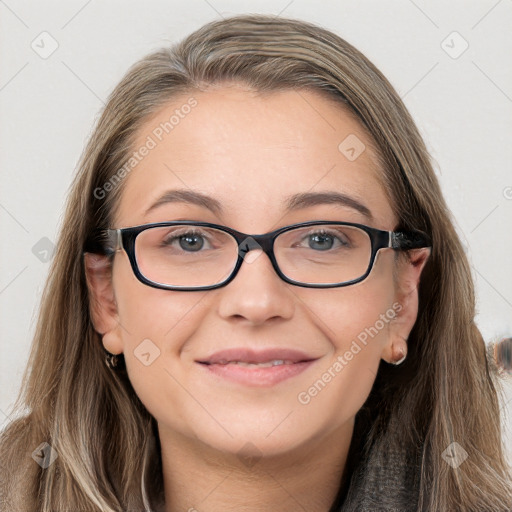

{"left": 1, "top": 14, "right": 511, "bottom": 511}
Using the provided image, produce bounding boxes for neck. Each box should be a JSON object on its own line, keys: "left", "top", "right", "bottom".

{"left": 159, "top": 418, "right": 355, "bottom": 512}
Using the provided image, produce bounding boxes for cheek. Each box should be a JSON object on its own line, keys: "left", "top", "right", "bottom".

{"left": 110, "top": 257, "right": 210, "bottom": 424}
{"left": 295, "top": 254, "right": 399, "bottom": 427}
{"left": 112, "top": 254, "right": 205, "bottom": 357}
{"left": 300, "top": 251, "right": 398, "bottom": 361}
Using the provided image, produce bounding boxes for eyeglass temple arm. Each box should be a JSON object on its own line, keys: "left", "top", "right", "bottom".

{"left": 390, "top": 230, "right": 432, "bottom": 250}
{"left": 83, "top": 229, "right": 120, "bottom": 255}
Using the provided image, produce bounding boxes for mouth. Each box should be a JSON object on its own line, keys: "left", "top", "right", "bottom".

{"left": 199, "top": 359, "right": 302, "bottom": 367}
{"left": 195, "top": 348, "right": 320, "bottom": 387}
{"left": 196, "top": 347, "right": 318, "bottom": 365}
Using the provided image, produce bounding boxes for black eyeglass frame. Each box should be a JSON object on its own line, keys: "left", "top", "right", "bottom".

{"left": 84, "top": 220, "right": 432, "bottom": 291}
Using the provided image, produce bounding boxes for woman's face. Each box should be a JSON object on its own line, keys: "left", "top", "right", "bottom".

{"left": 88, "top": 84, "right": 427, "bottom": 458}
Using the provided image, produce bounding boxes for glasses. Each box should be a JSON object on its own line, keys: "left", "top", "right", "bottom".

{"left": 85, "top": 220, "right": 431, "bottom": 291}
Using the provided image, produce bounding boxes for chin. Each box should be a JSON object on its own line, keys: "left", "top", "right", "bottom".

{"left": 185, "top": 413, "right": 321, "bottom": 461}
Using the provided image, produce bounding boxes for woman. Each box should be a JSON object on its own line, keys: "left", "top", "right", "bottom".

{"left": 1, "top": 14, "right": 511, "bottom": 512}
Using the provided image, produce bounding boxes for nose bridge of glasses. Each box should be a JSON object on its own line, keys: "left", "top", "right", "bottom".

{"left": 236, "top": 232, "right": 274, "bottom": 261}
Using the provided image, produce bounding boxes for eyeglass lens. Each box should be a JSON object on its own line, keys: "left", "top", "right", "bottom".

{"left": 134, "top": 224, "right": 372, "bottom": 288}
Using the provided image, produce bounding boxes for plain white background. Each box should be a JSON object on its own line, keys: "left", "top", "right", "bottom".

{"left": 1, "top": 0, "right": 511, "bottom": 461}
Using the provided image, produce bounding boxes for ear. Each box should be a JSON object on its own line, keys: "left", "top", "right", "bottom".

{"left": 83, "top": 253, "right": 123, "bottom": 355}
{"left": 381, "top": 247, "right": 431, "bottom": 364}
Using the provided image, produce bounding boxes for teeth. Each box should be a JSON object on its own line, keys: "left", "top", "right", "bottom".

{"left": 215, "top": 359, "right": 294, "bottom": 367}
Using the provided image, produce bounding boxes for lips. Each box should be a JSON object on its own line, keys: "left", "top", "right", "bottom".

{"left": 196, "top": 347, "right": 319, "bottom": 387}
{"left": 196, "top": 348, "right": 318, "bottom": 365}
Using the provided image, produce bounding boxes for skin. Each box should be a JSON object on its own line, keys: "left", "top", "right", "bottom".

{"left": 85, "top": 83, "right": 430, "bottom": 512}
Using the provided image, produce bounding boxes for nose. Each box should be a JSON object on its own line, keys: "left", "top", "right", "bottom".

{"left": 216, "top": 246, "right": 295, "bottom": 325}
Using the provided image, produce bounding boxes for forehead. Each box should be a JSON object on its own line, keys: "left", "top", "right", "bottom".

{"left": 114, "top": 85, "right": 395, "bottom": 230}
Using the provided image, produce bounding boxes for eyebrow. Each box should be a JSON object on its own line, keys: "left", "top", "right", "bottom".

{"left": 145, "top": 189, "right": 223, "bottom": 217}
{"left": 144, "top": 189, "right": 373, "bottom": 221}
{"left": 285, "top": 191, "right": 373, "bottom": 221}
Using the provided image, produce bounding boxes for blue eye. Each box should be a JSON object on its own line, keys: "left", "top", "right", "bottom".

{"left": 161, "top": 229, "right": 212, "bottom": 252}
{"left": 177, "top": 233, "right": 204, "bottom": 252}
{"left": 308, "top": 233, "right": 335, "bottom": 250}
{"left": 298, "top": 229, "right": 351, "bottom": 251}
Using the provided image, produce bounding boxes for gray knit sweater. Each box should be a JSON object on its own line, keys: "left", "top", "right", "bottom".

{"left": 331, "top": 411, "right": 421, "bottom": 511}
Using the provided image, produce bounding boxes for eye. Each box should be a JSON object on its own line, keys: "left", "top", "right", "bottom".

{"left": 301, "top": 229, "right": 351, "bottom": 251}
{"left": 308, "top": 232, "right": 336, "bottom": 251}
{"left": 178, "top": 233, "right": 204, "bottom": 251}
{"left": 162, "top": 229, "right": 211, "bottom": 252}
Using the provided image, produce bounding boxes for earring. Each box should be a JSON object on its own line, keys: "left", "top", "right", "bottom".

{"left": 105, "top": 351, "right": 119, "bottom": 369}
{"left": 391, "top": 346, "right": 407, "bottom": 366}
